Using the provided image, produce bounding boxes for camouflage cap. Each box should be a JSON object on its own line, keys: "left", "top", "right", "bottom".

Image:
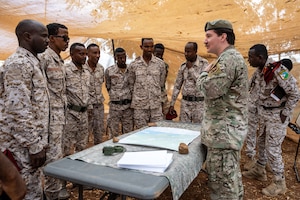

{"left": 204, "top": 19, "right": 233, "bottom": 31}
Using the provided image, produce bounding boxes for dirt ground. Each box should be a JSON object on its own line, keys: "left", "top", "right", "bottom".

{"left": 67, "top": 134, "right": 300, "bottom": 200}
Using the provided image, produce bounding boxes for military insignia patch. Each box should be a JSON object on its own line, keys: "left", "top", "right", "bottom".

{"left": 279, "top": 69, "right": 289, "bottom": 80}
{"left": 209, "top": 63, "right": 221, "bottom": 76}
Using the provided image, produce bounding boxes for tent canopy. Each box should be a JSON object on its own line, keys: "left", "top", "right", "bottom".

{"left": 2, "top": 0, "right": 300, "bottom": 142}
{"left": 0, "top": 0, "right": 300, "bottom": 60}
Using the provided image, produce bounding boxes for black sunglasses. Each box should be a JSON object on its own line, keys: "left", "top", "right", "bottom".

{"left": 53, "top": 35, "right": 70, "bottom": 42}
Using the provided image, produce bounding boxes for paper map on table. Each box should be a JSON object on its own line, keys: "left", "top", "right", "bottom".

{"left": 118, "top": 127, "right": 200, "bottom": 151}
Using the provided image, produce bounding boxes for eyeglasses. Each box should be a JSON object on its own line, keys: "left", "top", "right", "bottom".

{"left": 53, "top": 35, "right": 70, "bottom": 42}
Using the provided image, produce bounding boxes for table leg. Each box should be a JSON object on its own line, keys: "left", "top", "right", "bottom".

{"left": 120, "top": 195, "right": 127, "bottom": 200}
{"left": 78, "top": 185, "right": 83, "bottom": 200}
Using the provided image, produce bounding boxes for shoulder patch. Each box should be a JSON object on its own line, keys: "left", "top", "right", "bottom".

{"left": 208, "top": 63, "right": 221, "bottom": 76}
{"left": 278, "top": 69, "right": 289, "bottom": 80}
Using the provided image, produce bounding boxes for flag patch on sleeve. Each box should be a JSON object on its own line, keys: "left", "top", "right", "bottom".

{"left": 279, "top": 69, "right": 289, "bottom": 80}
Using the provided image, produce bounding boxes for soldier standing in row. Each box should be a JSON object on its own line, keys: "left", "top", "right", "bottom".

{"left": 63, "top": 43, "right": 90, "bottom": 155}
{"left": 128, "top": 38, "right": 166, "bottom": 129}
{"left": 197, "top": 19, "right": 248, "bottom": 199}
{"left": 39, "top": 22, "right": 70, "bottom": 200}
{"left": 243, "top": 44, "right": 270, "bottom": 171}
{"left": 85, "top": 43, "right": 105, "bottom": 145}
{"left": 243, "top": 57, "right": 300, "bottom": 196}
{"left": 0, "top": 19, "right": 50, "bottom": 200}
{"left": 105, "top": 47, "right": 133, "bottom": 137}
{"left": 169, "top": 42, "right": 208, "bottom": 123}
{"left": 153, "top": 43, "right": 170, "bottom": 119}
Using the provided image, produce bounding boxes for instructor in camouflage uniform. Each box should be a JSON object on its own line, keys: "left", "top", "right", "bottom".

{"left": 0, "top": 19, "right": 50, "bottom": 200}
{"left": 39, "top": 23, "right": 70, "bottom": 200}
{"left": 105, "top": 47, "right": 133, "bottom": 137}
{"left": 197, "top": 19, "right": 248, "bottom": 199}
{"left": 242, "top": 58, "right": 300, "bottom": 196}
{"left": 128, "top": 38, "right": 166, "bottom": 129}
{"left": 169, "top": 42, "right": 208, "bottom": 123}
{"left": 85, "top": 43, "right": 105, "bottom": 145}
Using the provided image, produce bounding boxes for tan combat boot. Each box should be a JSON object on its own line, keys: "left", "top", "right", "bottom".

{"left": 262, "top": 178, "right": 287, "bottom": 196}
{"left": 242, "top": 162, "right": 267, "bottom": 181}
{"left": 243, "top": 157, "right": 257, "bottom": 171}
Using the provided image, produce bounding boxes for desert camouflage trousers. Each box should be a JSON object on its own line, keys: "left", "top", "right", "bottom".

{"left": 134, "top": 107, "right": 163, "bottom": 130}
{"left": 244, "top": 106, "right": 259, "bottom": 159}
{"left": 43, "top": 108, "right": 65, "bottom": 199}
{"left": 162, "top": 93, "right": 170, "bottom": 119}
{"left": 107, "top": 108, "right": 134, "bottom": 138}
{"left": 13, "top": 148, "right": 43, "bottom": 200}
{"left": 88, "top": 103, "right": 105, "bottom": 145}
{"left": 206, "top": 148, "right": 243, "bottom": 200}
{"left": 257, "top": 108, "right": 289, "bottom": 180}
{"left": 64, "top": 111, "right": 89, "bottom": 156}
{"left": 43, "top": 124, "right": 64, "bottom": 199}
{"left": 179, "top": 100, "right": 204, "bottom": 123}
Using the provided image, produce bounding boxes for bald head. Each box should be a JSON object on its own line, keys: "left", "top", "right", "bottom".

{"left": 15, "top": 19, "right": 49, "bottom": 56}
{"left": 16, "top": 19, "right": 43, "bottom": 39}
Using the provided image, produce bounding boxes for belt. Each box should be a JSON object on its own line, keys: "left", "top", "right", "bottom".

{"left": 67, "top": 104, "right": 87, "bottom": 112}
{"left": 182, "top": 95, "right": 204, "bottom": 102}
{"left": 262, "top": 102, "right": 286, "bottom": 110}
{"left": 111, "top": 99, "right": 132, "bottom": 105}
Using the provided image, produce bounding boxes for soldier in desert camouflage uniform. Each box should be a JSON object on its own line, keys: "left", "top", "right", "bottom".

{"left": 243, "top": 44, "right": 271, "bottom": 171}
{"left": 128, "top": 38, "right": 166, "bottom": 129}
{"left": 39, "top": 23, "right": 70, "bottom": 200}
{"left": 153, "top": 43, "right": 170, "bottom": 119}
{"left": 85, "top": 43, "right": 105, "bottom": 145}
{"left": 243, "top": 58, "right": 300, "bottom": 196}
{"left": 169, "top": 42, "right": 208, "bottom": 123}
{"left": 64, "top": 43, "right": 90, "bottom": 155}
{"left": 0, "top": 19, "right": 49, "bottom": 200}
{"left": 105, "top": 47, "right": 133, "bottom": 137}
{"left": 197, "top": 19, "right": 248, "bottom": 199}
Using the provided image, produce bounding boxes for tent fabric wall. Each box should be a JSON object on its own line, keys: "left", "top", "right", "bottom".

{"left": 0, "top": 0, "right": 300, "bottom": 60}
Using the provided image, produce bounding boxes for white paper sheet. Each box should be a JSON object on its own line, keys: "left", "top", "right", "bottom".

{"left": 117, "top": 150, "right": 173, "bottom": 173}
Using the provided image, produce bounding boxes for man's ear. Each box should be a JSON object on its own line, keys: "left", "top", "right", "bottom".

{"left": 48, "top": 35, "right": 55, "bottom": 42}
{"left": 140, "top": 45, "right": 143, "bottom": 50}
{"left": 221, "top": 33, "right": 227, "bottom": 41}
{"left": 23, "top": 32, "right": 31, "bottom": 42}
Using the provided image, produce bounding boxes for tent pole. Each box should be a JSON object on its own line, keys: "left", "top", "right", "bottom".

{"left": 112, "top": 39, "right": 115, "bottom": 64}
